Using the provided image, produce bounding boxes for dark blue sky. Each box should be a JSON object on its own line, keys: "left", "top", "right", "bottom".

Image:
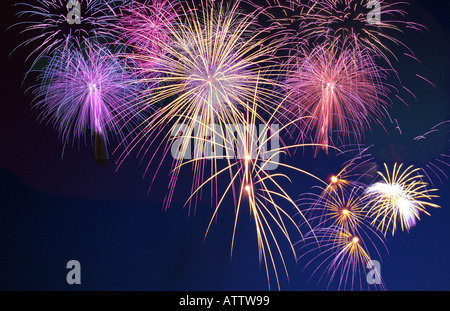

{"left": 0, "top": 0, "right": 449, "bottom": 291}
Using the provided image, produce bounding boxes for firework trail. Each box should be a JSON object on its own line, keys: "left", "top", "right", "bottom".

{"left": 116, "top": 0, "right": 288, "bottom": 209}
{"left": 11, "top": 0, "right": 126, "bottom": 70}
{"left": 284, "top": 41, "right": 390, "bottom": 155}
{"left": 311, "top": 188, "right": 369, "bottom": 235}
{"left": 34, "top": 41, "right": 143, "bottom": 162}
{"left": 363, "top": 163, "right": 440, "bottom": 236}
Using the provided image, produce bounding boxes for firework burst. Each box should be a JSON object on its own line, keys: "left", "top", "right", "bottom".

{"left": 284, "top": 41, "right": 390, "bottom": 154}
{"left": 34, "top": 41, "right": 143, "bottom": 160}
{"left": 363, "top": 163, "right": 440, "bottom": 236}
{"left": 318, "top": 189, "right": 367, "bottom": 234}
{"left": 117, "top": 0, "right": 287, "bottom": 207}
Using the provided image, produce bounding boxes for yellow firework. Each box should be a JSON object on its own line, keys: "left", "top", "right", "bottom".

{"left": 126, "top": 0, "right": 285, "bottom": 128}
{"left": 298, "top": 155, "right": 387, "bottom": 290}
{"left": 320, "top": 189, "right": 367, "bottom": 235}
{"left": 364, "top": 163, "right": 440, "bottom": 236}
{"left": 300, "top": 225, "right": 384, "bottom": 290}
{"left": 301, "top": 146, "right": 378, "bottom": 222}
{"left": 117, "top": 0, "right": 288, "bottom": 208}
{"left": 178, "top": 91, "right": 328, "bottom": 290}
{"left": 300, "top": 189, "right": 367, "bottom": 237}
{"left": 322, "top": 147, "right": 377, "bottom": 197}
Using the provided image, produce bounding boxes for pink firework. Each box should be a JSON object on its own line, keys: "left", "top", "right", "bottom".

{"left": 117, "top": 0, "right": 180, "bottom": 71}
{"left": 284, "top": 41, "right": 390, "bottom": 154}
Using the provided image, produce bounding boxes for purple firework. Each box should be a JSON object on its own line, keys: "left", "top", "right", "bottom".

{"left": 35, "top": 41, "right": 143, "bottom": 161}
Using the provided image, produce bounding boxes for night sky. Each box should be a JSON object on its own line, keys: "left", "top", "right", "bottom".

{"left": 0, "top": 0, "right": 449, "bottom": 291}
